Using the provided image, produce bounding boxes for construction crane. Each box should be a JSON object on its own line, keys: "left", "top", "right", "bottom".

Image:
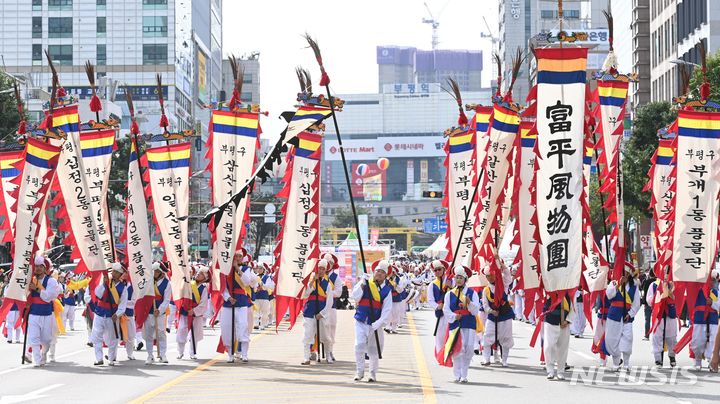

{"left": 422, "top": 1, "right": 448, "bottom": 50}
{"left": 480, "top": 16, "right": 499, "bottom": 52}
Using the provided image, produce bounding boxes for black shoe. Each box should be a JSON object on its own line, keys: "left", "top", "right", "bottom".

{"left": 87, "top": 342, "right": 94, "bottom": 347}
{"left": 166, "top": 328, "right": 170, "bottom": 333}
{"left": 474, "top": 349, "right": 480, "bottom": 355}
{"left": 94, "top": 361, "right": 103, "bottom": 366}
{"left": 619, "top": 359, "right": 624, "bottom": 366}
{"left": 655, "top": 361, "right": 662, "bottom": 367}
{"left": 670, "top": 357, "right": 677, "bottom": 367}
{"left": 136, "top": 342, "right": 144, "bottom": 351}
{"left": 565, "top": 364, "right": 571, "bottom": 371}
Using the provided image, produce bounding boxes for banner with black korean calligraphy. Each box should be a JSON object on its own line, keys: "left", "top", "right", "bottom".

{"left": 146, "top": 143, "right": 192, "bottom": 304}
{"left": 473, "top": 104, "right": 520, "bottom": 265}
{"left": 443, "top": 126, "right": 475, "bottom": 266}
{"left": 467, "top": 106, "right": 492, "bottom": 272}
{"left": 123, "top": 139, "right": 155, "bottom": 327}
{"left": 0, "top": 138, "right": 60, "bottom": 324}
{"left": 669, "top": 110, "right": 720, "bottom": 290}
{"left": 49, "top": 105, "right": 106, "bottom": 273}
{"left": 79, "top": 129, "right": 116, "bottom": 268}
{"left": 0, "top": 150, "right": 22, "bottom": 243}
{"left": 647, "top": 139, "right": 674, "bottom": 273}
{"left": 207, "top": 110, "right": 259, "bottom": 275}
{"left": 273, "top": 131, "right": 321, "bottom": 328}
{"left": 533, "top": 47, "right": 588, "bottom": 293}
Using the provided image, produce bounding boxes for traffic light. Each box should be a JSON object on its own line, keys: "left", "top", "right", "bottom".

{"left": 412, "top": 218, "right": 423, "bottom": 223}
{"left": 423, "top": 191, "right": 443, "bottom": 198}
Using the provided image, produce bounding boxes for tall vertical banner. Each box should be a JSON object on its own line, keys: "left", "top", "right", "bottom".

{"left": 533, "top": 47, "right": 588, "bottom": 294}
{"left": 273, "top": 131, "right": 322, "bottom": 327}
{"left": 0, "top": 138, "right": 61, "bottom": 323}
{"left": 0, "top": 150, "right": 22, "bottom": 243}
{"left": 123, "top": 139, "right": 155, "bottom": 327}
{"left": 79, "top": 129, "right": 116, "bottom": 268}
{"left": 594, "top": 81, "right": 629, "bottom": 277}
{"left": 582, "top": 144, "right": 609, "bottom": 294}
{"left": 145, "top": 143, "right": 192, "bottom": 305}
{"left": 443, "top": 125, "right": 475, "bottom": 265}
{"left": 466, "top": 107, "right": 491, "bottom": 288}
{"left": 666, "top": 110, "right": 720, "bottom": 310}
{"left": 49, "top": 105, "right": 106, "bottom": 273}
{"left": 206, "top": 110, "right": 260, "bottom": 275}
{"left": 473, "top": 104, "right": 520, "bottom": 265}
{"left": 645, "top": 138, "right": 675, "bottom": 274}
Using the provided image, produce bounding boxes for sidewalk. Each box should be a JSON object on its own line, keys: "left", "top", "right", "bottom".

{"left": 132, "top": 310, "right": 436, "bottom": 404}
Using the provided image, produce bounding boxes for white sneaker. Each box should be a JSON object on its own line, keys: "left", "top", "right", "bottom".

{"left": 145, "top": 357, "right": 154, "bottom": 365}
{"left": 226, "top": 354, "right": 235, "bottom": 363}
{"left": 241, "top": 356, "right": 248, "bottom": 363}
{"left": 367, "top": 372, "right": 376, "bottom": 382}
{"left": 159, "top": 356, "right": 169, "bottom": 364}
{"left": 460, "top": 378, "right": 468, "bottom": 383}
{"left": 127, "top": 355, "right": 136, "bottom": 361}
{"left": 547, "top": 373, "right": 555, "bottom": 380}
{"left": 190, "top": 355, "right": 197, "bottom": 360}
{"left": 556, "top": 373, "right": 565, "bottom": 381}
{"left": 354, "top": 373, "right": 364, "bottom": 381}
{"left": 108, "top": 360, "right": 116, "bottom": 366}
{"left": 177, "top": 353, "right": 184, "bottom": 360}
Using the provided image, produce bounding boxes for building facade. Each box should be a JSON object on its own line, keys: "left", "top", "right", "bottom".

{"left": 630, "top": 0, "right": 651, "bottom": 110}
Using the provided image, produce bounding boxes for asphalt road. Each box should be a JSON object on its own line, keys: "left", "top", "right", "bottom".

{"left": 0, "top": 305, "right": 718, "bottom": 404}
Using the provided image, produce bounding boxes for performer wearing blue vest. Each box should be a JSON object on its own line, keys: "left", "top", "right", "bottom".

{"left": 27, "top": 255, "right": 61, "bottom": 367}
{"left": 543, "top": 294, "right": 575, "bottom": 381}
{"left": 177, "top": 268, "right": 209, "bottom": 360}
{"left": 353, "top": 259, "right": 394, "bottom": 382}
{"left": 385, "top": 264, "right": 408, "bottom": 334}
{"left": 321, "top": 252, "right": 343, "bottom": 363}
{"left": 253, "top": 263, "right": 275, "bottom": 330}
{"left": 646, "top": 269, "right": 677, "bottom": 368}
{"left": 121, "top": 270, "right": 136, "bottom": 361}
{"left": 60, "top": 274, "right": 77, "bottom": 331}
{"left": 3, "top": 283, "right": 23, "bottom": 344}
{"left": 301, "top": 258, "right": 334, "bottom": 365}
{"left": 690, "top": 270, "right": 720, "bottom": 370}
{"left": 221, "top": 251, "right": 257, "bottom": 363}
{"left": 481, "top": 263, "right": 515, "bottom": 367}
{"left": 143, "top": 262, "right": 172, "bottom": 365}
{"left": 427, "top": 259, "right": 450, "bottom": 359}
{"left": 90, "top": 262, "right": 128, "bottom": 366}
{"left": 604, "top": 264, "right": 641, "bottom": 371}
{"left": 442, "top": 265, "right": 480, "bottom": 383}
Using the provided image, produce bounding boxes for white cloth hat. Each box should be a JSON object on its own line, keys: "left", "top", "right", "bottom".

{"left": 317, "top": 259, "right": 330, "bottom": 270}
{"left": 34, "top": 255, "right": 46, "bottom": 266}
{"left": 111, "top": 262, "right": 125, "bottom": 273}
{"left": 454, "top": 265, "right": 471, "bottom": 279}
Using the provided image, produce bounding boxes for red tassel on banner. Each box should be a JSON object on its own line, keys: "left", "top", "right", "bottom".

{"left": 319, "top": 71, "right": 330, "bottom": 86}
{"left": 159, "top": 114, "right": 169, "bottom": 128}
{"left": 89, "top": 94, "right": 102, "bottom": 112}
{"left": 17, "top": 120, "right": 26, "bottom": 134}
{"left": 130, "top": 120, "right": 139, "bottom": 135}
{"left": 56, "top": 87, "right": 66, "bottom": 98}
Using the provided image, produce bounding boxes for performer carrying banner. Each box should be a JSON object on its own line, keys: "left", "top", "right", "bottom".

{"left": 320, "top": 252, "right": 342, "bottom": 363}
{"left": 481, "top": 260, "right": 514, "bottom": 367}
{"left": 300, "top": 259, "right": 334, "bottom": 365}
{"left": 90, "top": 263, "right": 128, "bottom": 366}
{"left": 177, "top": 268, "right": 209, "bottom": 360}
{"left": 220, "top": 251, "right": 257, "bottom": 363}
{"left": 646, "top": 268, "right": 677, "bottom": 368}
{"left": 143, "top": 262, "right": 171, "bottom": 365}
{"left": 604, "top": 265, "right": 641, "bottom": 371}
{"left": 428, "top": 260, "right": 450, "bottom": 360}
{"left": 352, "top": 260, "right": 393, "bottom": 382}
{"left": 440, "top": 265, "right": 479, "bottom": 383}
{"left": 688, "top": 270, "right": 720, "bottom": 370}
{"left": 27, "top": 256, "right": 61, "bottom": 367}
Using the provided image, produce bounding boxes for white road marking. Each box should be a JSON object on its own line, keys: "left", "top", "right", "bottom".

{"left": 0, "top": 383, "right": 63, "bottom": 404}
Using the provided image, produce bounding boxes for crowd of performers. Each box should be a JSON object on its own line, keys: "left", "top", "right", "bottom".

{"left": 3, "top": 250, "right": 719, "bottom": 383}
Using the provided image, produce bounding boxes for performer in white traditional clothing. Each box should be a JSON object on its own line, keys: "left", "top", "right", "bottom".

{"left": 143, "top": 262, "right": 172, "bottom": 365}
{"left": 543, "top": 294, "right": 575, "bottom": 380}
{"left": 3, "top": 284, "right": 23, "bottom": 343}
{"left": 61, "top": 275, "right": 77, "bottom": 331}
{"left": 385, "top": 265, "right": 408, "bottom": 334}
{"left": 353, "top": 260, "right": 394, "bottom": 382}
{"left": 646, "top": 272, "right": 678, "bottom": 367}
{"left": 604, "top": 265, "right": 641, "bottom": 371}
{"left": 427, "top": 260, "right": 450, "bottom": 358}
{"left": 26, "top": 256, "right": 61, "bottom": 367}
{"left": 321, "top": 253, "right": 343, "bottom": 363}
{"left": 177, "top": 268, "right": 209, "bottom": 359}
{"left": 221, "top": 251, "right": 257, "bottom": 363}
{"left": 442, "top": 265, "right": 480, "bottom": 383}
{"left": 689, "top": 270, "right": 720, "bottom": 370}
{"left": 253, "top": 264, "right": 275, "bottom": 330}
{"left": 300, "top": 258, "right": 334, "bottom": 365}
{"left": 121, "top": 270, "right": 137, "bottom": 360}
{"left": 90, "top": 262, "right": 129, "bottom": 366}
{"left": 481, "top": 263, "right": 515, "bottom": 367}
{"left": 570, "top": 289, "right": 586, "bottom": 337}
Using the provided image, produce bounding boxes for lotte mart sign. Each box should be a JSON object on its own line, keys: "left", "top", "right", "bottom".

{"left": 324, "top": 136, "right": 445, "bottom": 161}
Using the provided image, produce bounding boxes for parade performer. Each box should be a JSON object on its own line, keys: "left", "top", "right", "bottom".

{"left": 428, "top": 259, "right": 450, "bottom": 359}
{"left": 143, "top": 262, "right": 171, "bottom": 365}
{"left": 253, "top": 264, "right": 275, "bottom": 330}
{"left": 3, "top": 284, "right": 22, "bottom": 344}
{"left": 687, "top": 270, "right": 720, "bottom": 370}
{"left": 321, "top": 252, "right": 343, "bottom": 363}
{"left": 353, "top": 260, "right": 393, "bottom": 382}
{"left": 122, "top": 270, "right": 136, "bottom": 360}
{"left": 300, "top": 258, "right": 334, "bottom": 365}
{"left": 647, "top": 270, "right": 677, "bottom": 367}
{"left": 90, "top": 262, "right": 128, "bottom": 366}
{"left": 61, "top": 276, "right": 77, "bottom": 331}
{"left": 604, "top": 266, "right": 641, "bottom": 371}
{"left": 481, "top": 265, "right": 514, "bottom": 367}
{"left": 441, "top": 265, "right": 480, "bottom": 383}
{"left": 570, "top": 289, "right": 586, "bottom": 337}
{"left": 592, "top": 293, "right": 610, "bottom": 366}
{"left": 27, "top": 256, "right": 60, "bottom": 367}
{"left": 385, "top": 265, "right": 408, "bottom": 334}
{"left": 220, "top": 251, "right": 256, "bottom": 363}
{"left": 543, "top": 294, "right": 575, "bottom": 380}
{"left": 177, "top": 268, "right": 208, "bottom": 360}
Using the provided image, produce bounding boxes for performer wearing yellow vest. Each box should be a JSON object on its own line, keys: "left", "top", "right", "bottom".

{"left": 177, "top": 268, "right": 209, "bottom": 359}
{"left": 90, "top": 262, "right": 128, "bottom": 366}
{"left": 320, "top": 252, "right": 343, "bottom": 363}
{"left": 543, "top": 294, "right": 575, "bottom": 380}
{"left": 604, "top": 265, "right": 641, "bottom": 371}
{"left": 442, "top": 265, "right": 480, "bottom": 383}
{"left": 353, "top": 259, "right": 394, "bottom": 382}
{"left": 221, "top": 251, "right": 258, "bottom": 363}
{"left": 301, "top": 258, "right": 334, "bottom": 365}
{"left": 27, "top": 255, "right": 61, "bottom": 367}
{"left": 144, "top": 262, "right": 172, "bottom": 365}
{"left": 427, "top": 260, "right": 450, "bottom": 358}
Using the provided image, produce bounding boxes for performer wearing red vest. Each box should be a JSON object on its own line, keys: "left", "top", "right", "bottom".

{"left": 442, "top": 265, "right": 480, "bottom": 383}
{"left": 90, "top": 262, "right": 128, "bottom": 366}
{"left": 427, "top": 259, "right": 450, "bottom": 359}
{"left": 27, "top": 255, "right": 61, "bottom": 367}
{"left": 300, "top": 258, "right": 334, "bottom": 365}
{"left": 143, "top": 262, "right": 171, "bottom": 365}
{"left": 220, "top": 251, "right": 257, "bottom": 363}
{"left": 604, "top": 265, "right": 641, "bottom": 371}
{"left": 689, "top": 270, "right": 720, "bottom": 370}
{"left": 352, "top": 259, "right": 394, "bottom": 382}
{"left": 177, "top": 268, "right": 209, "bottom": 360}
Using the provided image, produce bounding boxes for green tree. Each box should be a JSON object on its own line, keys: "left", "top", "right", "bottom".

{"left": 108, "top": 137, "right": 131, "bottom": 210}
{"left": 0, "top": 74, "right": 22, "bottom": 142}
{"left": 688, "top": 50, "right": 720, "bottom": 101}
{"left": 330, "top": 206, "right": 369, "bottom": 229}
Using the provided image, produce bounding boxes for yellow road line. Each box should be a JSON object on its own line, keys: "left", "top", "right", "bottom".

{"left": 407, "top": 313, "right": 436, "bottom": 404}
{"left": 129, "top": 334, "right": 265, "bottom": 404}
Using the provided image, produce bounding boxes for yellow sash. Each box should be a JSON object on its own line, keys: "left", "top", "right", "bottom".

{"left": 108, "top": 281, "right": 120, "bottom": 305}
{"left": 67, "top": 278, "right": 90, "bottom": 291}
{"left": 368, "top": 280, "right": 381, "bottom": 302}
{"left": 191, "top": 281, "right": 201, "bottom": 304}
{"left": 483, "top": 287, "right": 494, "bottom": 304}
{"left": 120, "top": 315, "right": 129, "bottom": 342}
{"left": 233, "top": 271, "right": 252, "bottom": 296}
{"left": 53, "top": 300, "right": 65, "bottom": 335}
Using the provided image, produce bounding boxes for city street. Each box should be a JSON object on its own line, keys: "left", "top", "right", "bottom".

{"left": 0, "top": 305, "right": 717, "bottom": 404}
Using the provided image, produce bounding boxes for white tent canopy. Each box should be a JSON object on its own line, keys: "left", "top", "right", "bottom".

{"left": 422, "top": 234, "right": 448, "bottom": 258}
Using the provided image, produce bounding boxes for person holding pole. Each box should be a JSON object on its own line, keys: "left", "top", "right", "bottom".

{"left": 221, "top": 251, "right": 255, "bottom": 363}
{"left": 646, "top": 268, "right": 677, "bottom": 368}
{"left": 121, "top": 269, "right": 137, "bottom": 361}
{"left": 300, "top": 259, "right": 334, "bottom": 365}
{"left": 90, "top": 262, "right": 128, "bottom": 366}
{"left": 143, "top": 262, "right": 171, "bottom": 365}
{"left": 442, "top": 265, "right": 480, "bottom": 383}
{"left": 688, "top": 269, "right": 719, "bottom": 370}
{"left": 604, "top": 264, "right": 641, "bottom": 372}
{"left": 321, "top": 252, "right": 343, "bottom": 363}
{"left": 352, "top": 259, "right": 393, "bottom": 382}
{"left": 427, "top": 259, "right": 450, "bottom": 360}
{"left": 481, "top": 262, "right": 515, "bottom": 367}
{"left": 26, "top": 255, "right": 61, "bottom": 367}
{"left": 177, "top": 267, "right": 208, "bottom": 360}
